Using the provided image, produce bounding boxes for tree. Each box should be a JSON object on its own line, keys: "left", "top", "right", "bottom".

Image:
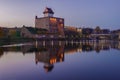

{"left": 82, "top": 28, "right": 93, "bottom": 39}
{"left": 82, "top": 28, "right": 93, "bottom": 35}
{"left": 95, "top": 26, "right": 101, "bottom": 34}
{"left": 0, "top": 27, "right": 4, "bottom": 38}
{"left": 8, "top": 30, "right": 20, "bottom": 38}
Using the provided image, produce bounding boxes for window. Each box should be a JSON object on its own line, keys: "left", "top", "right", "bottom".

{"left": 59, "top": 19, "right": 63, "bottom": 23}
{"left": 50, "top": 18, "right": 57, "bottom": 23}
{"left": 60, "top": 24, "right": 63, "bottom": 27}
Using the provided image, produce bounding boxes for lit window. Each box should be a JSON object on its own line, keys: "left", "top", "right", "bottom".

{"left": 60, "top": 24, "right": 63, "bottom": 27}
{"left": 50, "top": 58, "right": 56, "bottom": 64}
{"left": 60, "top": 19, "right": 63, "bottom": 22}
{"left": 50, "top": 18, "right": 57, "bottom": 23}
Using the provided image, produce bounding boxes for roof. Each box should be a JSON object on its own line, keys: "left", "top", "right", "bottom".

{"left": 111, "top": 29, "right": 120, "bottom": 33}
{"left": 25, "top": 27, "right": 37, "bottom": 34}
{"left": 43, "top": 7, "right": 54, "bottom": 14}
{"left": 24, "top": 26, "right": 48, "bottom": 34}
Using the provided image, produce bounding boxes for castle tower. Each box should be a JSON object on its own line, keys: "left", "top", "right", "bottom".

{"left": 43, "top": 7, "right": 54, "bottom": 17}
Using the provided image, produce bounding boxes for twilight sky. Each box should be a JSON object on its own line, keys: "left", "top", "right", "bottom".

{"left": 0, "top": 0, "right": 120, "bottom": 30}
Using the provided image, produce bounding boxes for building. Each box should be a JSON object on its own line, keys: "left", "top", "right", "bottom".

{"left": 111, "top": 29, "right": 120, "bottom": 40}
{"left": 21, "top": 26, "right": 36, "bottom": 38}
{"left": 101, "top": 29, "right": 110, "bottom": 34}
{"left": 35, "top": 7, "right": 65, "bottom": 38}
{"left": 21, "top": 25, "right": 49, "bottom": 38}
{"left": 77, "top": 28, "right": 82, "bottom": 33}
{"left": 64, "top": 26, "right": 77, "bottom": 32}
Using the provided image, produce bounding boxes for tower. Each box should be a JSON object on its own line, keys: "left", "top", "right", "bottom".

{"left": 43, "top": 7, "right": 54, "bottom": 17}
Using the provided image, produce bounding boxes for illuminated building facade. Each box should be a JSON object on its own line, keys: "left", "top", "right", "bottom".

{"left": 35, "top": 7, "right": 65, "bottom": 37}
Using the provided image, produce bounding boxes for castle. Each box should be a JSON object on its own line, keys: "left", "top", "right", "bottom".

{"left": 35, "top": 7, "right": 65, "bottom": 38}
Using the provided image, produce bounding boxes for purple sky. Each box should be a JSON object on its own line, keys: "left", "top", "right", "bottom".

{"left": 0, "top": 0, "right": 120, "bottom": 30}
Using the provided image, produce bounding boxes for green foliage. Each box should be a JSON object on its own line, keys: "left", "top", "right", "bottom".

{"left": 82, "top": 28, "right": 93, "bottom": 35}
{"left": 64, "top": 30, "right": 80, "bottom": 39}
{"left": 0, "top": 28, "right": 4, "bottom": 38}
{"left": 8, "top": 30, "right": 21, "bottom": 38}
{"left": 16, "top": 31, "right": 21, "bottom": 37}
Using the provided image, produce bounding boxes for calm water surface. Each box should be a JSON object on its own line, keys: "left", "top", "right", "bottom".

{"left": 0, "top": 41, "right": 120, "bottom": 80}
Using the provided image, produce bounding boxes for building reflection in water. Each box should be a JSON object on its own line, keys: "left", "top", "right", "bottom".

{"left": 0, "top": 40, "right": 120, "bottom": 72}
{"left": 35, "top": 41, "right": 65, "bottom": 72}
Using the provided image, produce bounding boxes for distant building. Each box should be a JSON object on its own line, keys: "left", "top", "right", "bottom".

{"left": 64, "top": 26, "right": 77, "bottom": 32}
{"left": 35, "top": 7, "right": 65, "bottom": 38}
{"left": 20, "top": 25, "right": 48, "bottom": 38}
{"left": 77, "top": 28, "right": 82, "bottom": 33}
{"left": 101, "top": 29, "right": 110, "bottom": 34}
{"left": 111, "top": 29, "right": 120, "bottom": 40}
{"left": 64, "top": 26, "right": 81, "bottom": 38}
{"left": 21, "top": 26, "right": 36, "bottom": 38}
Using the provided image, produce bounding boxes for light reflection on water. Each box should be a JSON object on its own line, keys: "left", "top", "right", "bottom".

{"left": 0, "top": 40, "right": 120, "bottom": 80}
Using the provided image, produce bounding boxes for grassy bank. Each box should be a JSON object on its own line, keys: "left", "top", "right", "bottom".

{"left": 0, "top": 37, "right": 35, "bottom": 46}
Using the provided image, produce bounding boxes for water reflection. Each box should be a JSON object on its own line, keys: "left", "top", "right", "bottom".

{"left": 0, "top": 40, "right": 120, "bottom": 73}
{"left": 35, "top": 43, "right": 64, "bottom": 72}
